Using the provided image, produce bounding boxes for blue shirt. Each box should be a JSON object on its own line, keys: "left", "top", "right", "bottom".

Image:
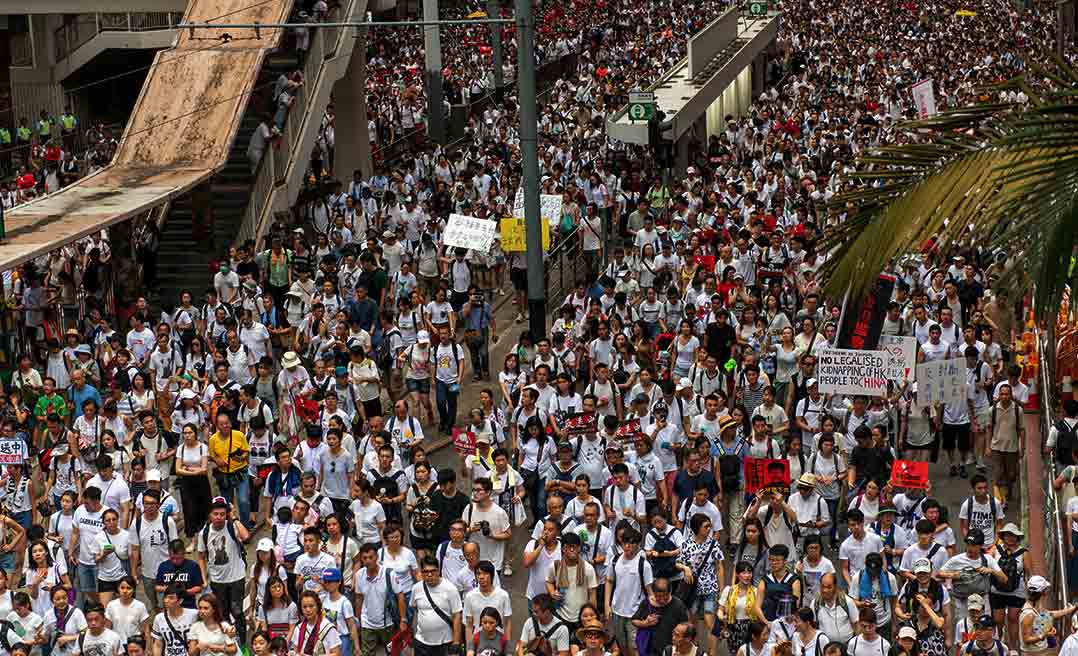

{"left": 464, "top": 302, "right": 493, "bottom": 332}
{"left": 69, "top": 384, "right": 102, "bottom": 419}
{"left": 155, "top": 558, "right": 204, "bottom": 608}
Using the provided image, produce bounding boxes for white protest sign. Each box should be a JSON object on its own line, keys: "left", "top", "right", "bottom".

{"left": 514, "top": 188, "right": 564, "bottom": 227}
{"left": 878, "top": 335, "right": 918, "bottom": 382}
{"left": 915, "top": 358, "right": 967, "bottom": 406}
{"left": 817, "top": 348, "right": 890, "bottom": 396}
{"left": 912, "top": 79, "right": 937, "bottom": 118}
{"left": 443, "top": 214, "right": 498, "bottom": 254}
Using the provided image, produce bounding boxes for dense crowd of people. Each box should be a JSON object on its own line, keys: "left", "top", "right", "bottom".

{"left": 2, "top": 1, "right": 1078, "bottom": 656}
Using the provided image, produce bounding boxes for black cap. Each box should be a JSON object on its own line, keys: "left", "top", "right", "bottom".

{"left": 965, "top": 528, "right": 986, "bottom": 546}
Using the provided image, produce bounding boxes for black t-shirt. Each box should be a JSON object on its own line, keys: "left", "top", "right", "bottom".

{"left": 706, "top": 322, "right": 737, "bottom": 363}
{"left": 429, "top": 489, "right": 470, "bottom": 537}
{"left": 236, "top": 259, "right": 259, "bottom": 281}
{"left": 673, "top": 469, "right": 719, "bottom": 503}
{"left": 632, "top": 597, "right": 689, "bottom": 656}
{"left": 850, "top": 446, "right": 893, "bottom": 485}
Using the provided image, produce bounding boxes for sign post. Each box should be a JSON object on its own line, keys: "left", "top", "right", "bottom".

{"left": 748, "top": 0, "right": 769, "bottom": 15}
{"left": 627, "top": 91, "right": 655, "bottom": 122}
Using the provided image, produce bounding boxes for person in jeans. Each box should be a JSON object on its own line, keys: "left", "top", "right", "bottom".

{"left": 128, "top": 489, "right": 179, "bottom": 614}
{"left": 196, "top": 499, "right": 251, "bottom": 647}
{"left": 461, "top": 288, "right": 497, "bottom": 382}
{"left": 432, "top": 325, "right": 466, "bottom": 435}
{"left": 69, "top": 485, "right": 104, "bottom": 607}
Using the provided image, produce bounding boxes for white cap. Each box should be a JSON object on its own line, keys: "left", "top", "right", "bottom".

{"left": 146, "top": 469, "right": 162, "bottom": 482}
{"left": 179, "top": 388, "right": 197, "bottom": 401}
{"left": 417, "top": 330, "right": 431, "bottom": 344}
{"left": 676, "top": 377, "right": 691, "bottom": 391}
{"left": 256, "top": 538, "right": 275, "bottom": 552}
{"left": 1028, "top": 575, "right": 1051, "bottom": 592}
{"left": 897, "top": 627, "right": 918, "bottom": 640}
{"left": 806, "top": 377, "right": 819, "bottom": 387}
{"left": 912, "top": 557, "right": 932, "bottom": 574}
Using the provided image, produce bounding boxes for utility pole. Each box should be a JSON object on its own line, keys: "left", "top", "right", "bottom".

{"left": 517, "top": 0, "right": 544, "bottom": 338}
{"left": 423, "top": 0, "right": 446, "bottom": 144}
{"left": 488, "top": 0, "right": 505, "bottom": 101}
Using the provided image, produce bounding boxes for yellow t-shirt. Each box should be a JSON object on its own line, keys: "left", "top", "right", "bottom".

{"left": 208, "top": 429, "right": 250, "bottom": 474}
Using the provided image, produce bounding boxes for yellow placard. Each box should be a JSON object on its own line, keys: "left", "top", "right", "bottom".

{"left": 954, "top": 9, "right": 976, "bottom": 16}
{"left": 500, "top": 218, "right": 550, "bottom": 251}
{"left": 466, "top": 10, "right": 488, "bottom": 18}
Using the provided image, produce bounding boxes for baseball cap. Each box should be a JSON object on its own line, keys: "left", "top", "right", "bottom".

{"left": 805, "top": 377, "right": 818, "bottom": 387}
{"left": 897, "top": 626, "right": 917, "bottom": 640}
{"left": 967, "top": 594, "right": 985, "bottom": 610}
{"left": 976, "top": 615, "right": 997, "bottom": 629}
{"left": 146, "top": 470, "right": 162, "bottom": 482}
{"left": 1028, "top": 575, "right": 1051, "bottom": 593}
{"left": 417, "top": 331, "right": 431, "bottom": 344}
{"left": 256, "top": 538, "right": 274, "bottom": 552}
{"left": 322, "top": 567, "right": 343, "bottom": 583}
{"left": 912, "top": 558, "right": 932, "bottom": 574}
{"left": 676, "top": 377, "right": 691, "bottom": 391}
{"left": 965, "top": 528, "right": 986, "bottom": 545}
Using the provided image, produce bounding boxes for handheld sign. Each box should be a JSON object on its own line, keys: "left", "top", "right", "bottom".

{"left": 890, "top": 460, "right": 929, "bottom": 489}
{"left": 0, "top": 439, "right": 26, "bottom": 465}
{"left": 817, "top": 348, "right": 889, "bottom": 396}
{"left": 452, "top": 427, "right": 477, "bottom": 456}
{"left": 443, "top": 214, "right": 498, "bottom": 254}
{"left": 564, "top": 412, "right": 598, "bottom": 437}
{"left": 744, "top": 457, "right": 790, "bottom": 495}
{"left": 879, "top": 335, "right": 917, "bottom": 382}
{"left": 915, "top": 358, "right": 966, "bottom": 406}
{"left": 614, "top": 418, "right": 642, "bottom": 450}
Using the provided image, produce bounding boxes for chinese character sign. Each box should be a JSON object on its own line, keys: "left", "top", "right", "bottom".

{"left": 915, "top": 358, "right": 966, "bottom": 406}
{"left": 564, "top": 412, "right": 598, "bottom": 436}
{"left": 879, "top": 335, "right": 918, "bottom": 382}
{"left": 452, "top": 427, "right": 476, "bottom": 456}
{"left": 890, "top": 459, "right": 929, "bottom": 489}
{"left": 0, "top": 439, "right": 26, "bottom": 465}
{"left": 744, "top": 457, "right": 790, "bottom": 495}
{"left": 443, "top": 214, "right": 498, "bottom": 254}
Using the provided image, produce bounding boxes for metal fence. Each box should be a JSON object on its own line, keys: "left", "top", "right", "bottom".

{"left": 1038, "top": 324, "right": 1069, "bottom": 608}
{"left": 54, "top": 12, "right": 182, "bottom": 62}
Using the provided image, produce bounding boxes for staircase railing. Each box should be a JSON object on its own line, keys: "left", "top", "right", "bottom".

{"left": 54, "top": 12, "right": 182, "bottom": 62}
{"left": 238, "top": 0, "right": 361, "bottom": 243}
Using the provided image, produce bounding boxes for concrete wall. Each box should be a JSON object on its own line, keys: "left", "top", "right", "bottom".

{"left": 687, "top": 8, "right": 738, "bottom": 79}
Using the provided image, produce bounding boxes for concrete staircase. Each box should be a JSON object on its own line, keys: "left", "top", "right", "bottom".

{"left": 154, "top": 54, "right": 297, "bottom": 304}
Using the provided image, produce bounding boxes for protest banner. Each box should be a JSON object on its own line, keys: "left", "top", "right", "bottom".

{"left": 0, "top": 439, "right": 26, "bottom": 465}
{"left": 564, "top": 412, "right": 598, "bottom": 437}
{"left": 614, "top": 418, "right": 641, "bottom": 450}
{"left": 694, "top": 255, "right": 716, "bottom": 272}
{"left": 513, "top": 187, "right": 564, "bottom": 227}
{"left": 744, "top": 457, "right": 790, "bottom": 495}
{"left": 816, "top": 348, "right": 890, "bottom": 396}
{"left": 912, "top": 79, "right": 938, "bottom": 118}
{"left": 452, "top": 427, "right": 476, "bottom": 456}
{"left": 915, "top": 358, "right": 966, "bottom": 405}
{"left": 838, "top": 274, "right": 895, "bottom": 351}
{"left": 499, "top": 218, "right": 551, "bottom": 251}
{"left": 890, "top": 459, "right": 929, "bottom": 489}
{"left": 443, "top": 214, "right": 498, "bottom": 253}
{"left": 879, "top": 335, "right": 918, "bottom": 382}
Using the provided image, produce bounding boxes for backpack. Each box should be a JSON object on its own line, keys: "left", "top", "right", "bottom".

{"left": 370, "top": 470, "right": 404, "bottom": 522}
{"left": 951, "top": 554, "right": 990, "bottom": 600}
{"left": 1055, "top": 419, "right": 1078, "bottom": 467}
{"left": 963, "top": 640, "right": 1006, "bottom": 656}
{"left": 573, "top": 434, "right": 605, "bottom": 460}
{"left": 382, "top": 566, "right": 401, "bottom": 626}
{"left": 715, "top": 439, "right": 744, "bottom": 492}
{"left": 609, "top": 551, "right": 648, "bottom": 602}
{"left": 378, "top": 328, "right": 401, "bottom": 372}
{"left": 647, "top": 526, "right": 680, "bottom": 579}
{"left": 201, "top": 520, "right": 247, "bottom": 563}
{"left": 995, "top": 547, "right": 1026, "bottom": 593}
{"left": 526, "top": 617, "right": 566, "bottom": 656}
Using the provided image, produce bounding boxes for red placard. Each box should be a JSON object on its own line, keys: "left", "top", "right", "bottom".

{"left": 614, "top": 418, "right": 641, "bottom": 449}
{"left": 452, "top": 427, "right": 476, "bottom": 456}
{"left": 694, "top": 255, "right": 716, "bottom": 272}
{"left": 565, "top": 412, "right": 597, "bottom": 436}
{"left": 744, "top": 457, "right": 790, "bottom": 495}
{"left": 890, "top": 459, "right": 929, "bottom": 489}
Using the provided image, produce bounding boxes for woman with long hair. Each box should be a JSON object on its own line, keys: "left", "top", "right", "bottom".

{"left": 188, "top": 592, "right": 238, "bottom": 656}
{"left": 669, "top": 320, "right": 700, "bottom": 381}
{"left": 733, "top": 517, "right": 770, "bottom": 583}
{"left": 1020, "top": 577, "right": 1078, "bottom": 656}
{"left": 498, "top": 353, "right": 526, "bottom": 413}
{"left": 184, "top": 336, "right": 213, "bottom": 394}
{"left": 174, "top": 423, "right": 212, "bottom": 539}
{"left": 715, "top": 562, "right": 765, "bottom": 655}
{"left": 255, "top": 575, "right": 297, "bottom": 639}
{"left": 518, "top": 415, "right": 555, "bottom": 523}
{"left": 378, "top": 523, "right": 418, "bottom": 605}
{"left": 769, "top": 326, "right": 800, "bottom": 406}
{"left": 287, "top": 591, "right": 342, "bottom": 656}
{"left": 25, "top": 538, "right": 68, "bottom": 617}
{"left": 405, "top": 463, "right": 438, "bottom": 561}
{"left": 676, "top": 513, "right": 725, "bottom": 631}
{"left": 734, "top": 621, "right": 771, "bottom": 656}
{"left": 248, "top": 540, "right": 288, "bottom": 626}
{"left": 92, "top": 507, "right": 131, "bottom": 606}
{"left": 105, "top": 575, "right": 150, "bottom": 647}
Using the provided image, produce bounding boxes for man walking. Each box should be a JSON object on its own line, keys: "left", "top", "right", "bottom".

{"left": 411, "top": 555, "right": 463, "bottom": 656}
{"left": 196, "top": 499, "right": 250, "bottom": 646}
{"left": 128, "top": 489, "right": 179, "bottom": 614}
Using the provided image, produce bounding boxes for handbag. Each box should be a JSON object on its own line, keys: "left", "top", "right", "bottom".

{"left": 677, "top": 538, "right": 718, "bottom": 607}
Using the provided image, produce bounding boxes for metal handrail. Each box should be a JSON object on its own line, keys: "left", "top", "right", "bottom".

{"left": 54, "top": 12, "right": 180, "bottom": 62}
{"left": 1040, "top": 322, "right": 1069, "bottom": 608}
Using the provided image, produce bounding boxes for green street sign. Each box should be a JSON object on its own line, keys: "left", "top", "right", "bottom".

{"left": 748, "top": 0, "right": 769, "bottom": 15}
{"left": 627, "top": 91, "right": 655, "bottom": 122}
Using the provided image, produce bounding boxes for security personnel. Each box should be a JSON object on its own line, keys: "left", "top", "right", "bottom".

{"left": 36, "top": 110, "right": 51, "bottom": 139}
{"left": 59, "top": 107, "right": 77, "bottom": 150}
{"left": 15, "top": 119, "right": 31, "bottom": 144}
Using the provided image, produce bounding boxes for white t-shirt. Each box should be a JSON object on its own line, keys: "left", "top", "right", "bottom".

{"left": 294, "top": 551, "right": 336, "bottom": 593}
{"left": 463, "top": 586, "right": 513, "bottom": 628}
{"left": 85, "top": 474, "right": 131, "bottom": 514}
{"left": 91, "top": 529, "right": 132, "bottom": 581}
{"left": 608, "top": 551, "right": 653, "bottom": 618}
{"left": 78, "top": 627, "right": 124, "bottom": 656}
{"left": 378, "top": 547, "right": 419, "bottom": 594}
{"left": 151, "top": 608, "right": 198, "bottom": 656}
{"left": 105, "top": 598, "right": 150, "bottom": 643}
{"left": 525, "top": 541, "right": 562, "bottom": 600}
{"left": 839, "top": 532, "right": 884, "bottom": 580}
{"left": 520, "top": 617, "right": 572, "bottom": 655}
{"left": 846, "top": 635, "right": 890, "bottom": 656}
{"left": 131, "top": 513, "right": 180, "bottom": 579}
{"left": 322, "top": 595, "right": 356, "bottom": 640}
{"left": 196, "top": 523, "right": 247, "bottom": 584}
{"left": 410, "top": 579, "right": 462, "bottom": 645}
{"left": 958, "top": 496, "right": 1004, "bottom": 544}
{"left": 73, "top": 505, "right": 105, "bottom": 566}
{"left": 355, "top": 565, "right": 403, "bottom": 630}
{"left": 465, "top": 504, "right": 511, "bottom": 569}
{"left": 350, "top": 499, "right": 386, "bottom": 544}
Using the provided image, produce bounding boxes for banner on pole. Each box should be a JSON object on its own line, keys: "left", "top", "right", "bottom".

{"left": 817, "top": 348, "right": 890, "bottom": 396}
{"left": 744, "top": 457, "right": 790, "bottom": 495}
{"left": 912, "top": 79, "right": 937, "bottom": 119}
{"left": 838, "top": 274, "right": 895, "bottom": 351}
{"left": 890, "top": 459, "right": 929, "bottom": 489}
{"left": 499, "top": 218, "right": 551, "bottom": 251}
{"left": 879, "top": 335, "right": 918, "bottom": 382}
{"left": 443, "top": 214, "right": 498, "bottom": 253}
{"left": 915, "top": 358, "right": 967, "bottom": 405}
{"left": 513, "top": 188, "right": 564, "bottom": 227}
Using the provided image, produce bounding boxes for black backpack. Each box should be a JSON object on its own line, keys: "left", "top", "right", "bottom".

{"left": 377, "top": 328, "right": 401, "bottom": 372}
{"left": 995, "top": 547, "right": 1026, "bottom": 593}
{"left": 715, "top": 439, "right": 744, "bottom": 492}
{"left": 1055, "top": 419, "right": 1078, "bottom": 467}
{"left": 371, "top": 471, "right": 404, "bottom": 523}
{"left": 647, "top": 526, "right": 680, "bottom": 579}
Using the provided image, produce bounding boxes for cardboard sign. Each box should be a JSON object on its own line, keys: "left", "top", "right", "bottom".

{"left": 0, "top": 439, "right": 26, "bottom": 465}
{"left": 817, "top": 348, "right": 890, "bottom": 396}
{"left": 499, "top": 217, "right": 551, "bottom": 251}
{"left": 443, "top": 214, "right": 498, "bottom": 254}
{"left": 915, "top": 358, "right": 967, "bottom": 405}
{"left": 452, "top": 427, "right": 476, "bottom": 456}
{"left": 890, "top": 459, "right": 929, "bottom": 489}
{"left": 912, "top": 79, "right": 938, "bottom": 119}
{"left": 744, "top": 457, "right": 790, "bottom": 495}
{"left": 565, "top": 412, "right": 598, "bottom": 436}
{"left": 879, "top": 335, "right": 918, "bottom": 382}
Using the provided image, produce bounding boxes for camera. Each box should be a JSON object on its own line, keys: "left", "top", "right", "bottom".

{"left": 480, "top": 520, "right": 491, "bottom": 536}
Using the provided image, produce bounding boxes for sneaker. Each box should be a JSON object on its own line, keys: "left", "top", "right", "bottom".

{"left": 502, "top": 565, "right": 513, "bottom": 577}
{"left": 959, "top": 464, "right": 968, "bottom": 478}
{"left": 498, "top": 289, "right": 505, "bottom": 296}
{"left": 949, "top": 464, "right": 958, "bottom": 477}
{"left": 515, "top": 313, "right": 524, "bottom": 323}
{"left": 975, "top": 462, "right": 987, "bottom": 471}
